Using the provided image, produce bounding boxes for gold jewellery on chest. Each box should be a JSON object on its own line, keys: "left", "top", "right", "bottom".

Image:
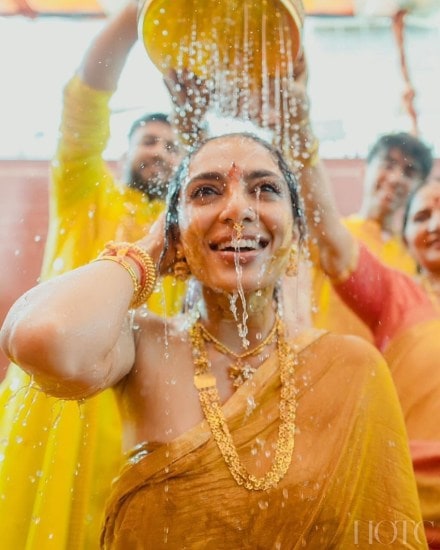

{"left": 189, "top": 316, "right": 297, "bottom": 491}
{"left": 197, "top": 318, "right": 278, "bottom": 389}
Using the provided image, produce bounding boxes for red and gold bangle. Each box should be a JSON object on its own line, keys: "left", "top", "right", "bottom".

{"left": 94, "top": 241, "right": 157, "bottom": 309}
{"left": 93, "top": 255, "right": 140, "bottom": 299}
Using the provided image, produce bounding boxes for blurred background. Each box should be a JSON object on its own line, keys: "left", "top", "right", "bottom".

{"left": 1, "top": 0, "right": 440, "bottom": 159}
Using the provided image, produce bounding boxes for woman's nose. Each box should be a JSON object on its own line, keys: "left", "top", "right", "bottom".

{"left": 427, "top": 210, "right": 440, "bottom": 232}
{"left": 219, "top": 188, "right": 257, "bottom": 224}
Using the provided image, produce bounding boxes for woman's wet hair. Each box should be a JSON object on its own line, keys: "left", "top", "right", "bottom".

{"left": 159, "top": 132, "right": 306, "bottom": 271}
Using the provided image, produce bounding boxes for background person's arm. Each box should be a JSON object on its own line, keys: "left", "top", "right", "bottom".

{"left": 79, "top": 1, "right": 139, "bottom": 91}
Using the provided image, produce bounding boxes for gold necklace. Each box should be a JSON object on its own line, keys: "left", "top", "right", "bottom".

{"left": 197, "top": 317, "right": 278, "bottom": 388}
{"left": 189, "top": 318, "right": 297, "bottom": 491}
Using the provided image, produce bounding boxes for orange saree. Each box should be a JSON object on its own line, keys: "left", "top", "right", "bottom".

{"left": 334, "top": 243, "right": 440, "bottom": 545}
{"left": 102, "top": 330, "right": 426, "bottom": 549}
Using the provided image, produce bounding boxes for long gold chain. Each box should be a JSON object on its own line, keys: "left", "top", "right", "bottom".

{"left": 189, "top": 318, "right": 297, "bottom": 491}
{"left": 197, "top": 317, "right": 278, "bottom": 388}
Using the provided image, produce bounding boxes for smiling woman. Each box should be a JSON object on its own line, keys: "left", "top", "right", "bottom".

{"left": 0, "top": 132, "right": 427, "bottom": 548}
{"left": 165, "top": 134, "right": 303, "bottom": 295}
{"left": 403, "top": 176, "right": 440, "bottom": 280}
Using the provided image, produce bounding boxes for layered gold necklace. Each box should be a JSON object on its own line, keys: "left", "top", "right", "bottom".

{"left": 197, "top": 317, "right": 278, "bottom": 388}
{"left": 189, "top": 316, "right": 297, "bottom": 491}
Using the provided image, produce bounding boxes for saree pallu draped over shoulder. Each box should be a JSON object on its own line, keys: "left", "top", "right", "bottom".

{"left": 102, "top": 331, "right": 426, "bottom": 549}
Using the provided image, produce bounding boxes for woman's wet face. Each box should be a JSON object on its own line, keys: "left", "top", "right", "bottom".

{"left": 404, "top": 179, "right": 440, "bottom": 274}
{"left": 177, "top": 135, "right": 295, "bottom": 293}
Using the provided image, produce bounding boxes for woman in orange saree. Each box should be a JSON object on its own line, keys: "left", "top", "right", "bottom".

{"left": 1, "top": 134, "right": 426, "bottom": 548}
{"left": 304, "top": 162, "right": 440, "bottom": 547}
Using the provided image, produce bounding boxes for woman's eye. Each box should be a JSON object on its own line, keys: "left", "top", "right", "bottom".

{"left": 191, "top": 185, "right": 220, "bottom": 199}
{"left": 256, "top": 181, "right": 281, "bottom": 194}
{"left": 413, "top": 211, "right": 430, "bottom": 223}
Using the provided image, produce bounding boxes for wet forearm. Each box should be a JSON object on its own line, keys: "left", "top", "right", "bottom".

{"left": 300, "top": 161, "right": 355, "bottom": 278}
{"left": 78, "top": 2, "right": 138, "bottom": 91}
{"left": 0, "top": 260, "right": 136, "bottom": 397}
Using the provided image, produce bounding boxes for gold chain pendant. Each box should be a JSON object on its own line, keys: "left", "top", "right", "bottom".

{"left": 228, "top": 360, "right": 257, "bottom": 388}
{"left": 197, "top": 316, "right": 278, "bottom": 388}
{"left": 190, "top": 319, "right": 297, "bottom": 491}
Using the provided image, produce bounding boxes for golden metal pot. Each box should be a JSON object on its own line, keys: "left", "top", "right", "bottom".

{"left": 138, "top": 0, "right": 304, "bottom": 89}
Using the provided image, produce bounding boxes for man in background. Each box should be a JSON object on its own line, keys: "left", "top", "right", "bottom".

{"left": 0, "top": 3, "right": 203, "bottom": 547}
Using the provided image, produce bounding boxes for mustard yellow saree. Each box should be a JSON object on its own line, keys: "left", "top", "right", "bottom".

{"left": 102, "top": 331, "right": 426, "bottom": 549}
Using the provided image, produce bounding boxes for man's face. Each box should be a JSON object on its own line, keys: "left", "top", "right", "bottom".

{"left": 364, "top": 147, "right": 424, "bottom": 220}
{"left": 124, "top": 120, "right": 182, "bottom": 200}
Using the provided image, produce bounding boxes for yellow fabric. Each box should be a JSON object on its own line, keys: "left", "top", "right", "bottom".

{"left": 312, "top": 215, "right": 416, "bottom": 342}
{"left": 384, "top": 320, "right": 440, "bottom": 542}
{"left": 102, "top": 331, "right": 426, "bottom": 549}
{"left": 0, "top": 76, "right": 185, "bottom": 549}
{"left": 383, "top": 319, "right": 440, "bottom": 442}
{"left": 410, "top": 440, "right": 440, "bottom": 547}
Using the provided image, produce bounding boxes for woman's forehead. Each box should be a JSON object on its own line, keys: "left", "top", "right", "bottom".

{"left": 188, "top": 136, "right": 280, "bottom": 176}
{"left": 410, "top": 181, "right": 440, "bottom": 211}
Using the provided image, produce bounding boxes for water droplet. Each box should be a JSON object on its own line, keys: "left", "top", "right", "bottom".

{"left": 53, "top": 258, "right": 64, "bottom": 272}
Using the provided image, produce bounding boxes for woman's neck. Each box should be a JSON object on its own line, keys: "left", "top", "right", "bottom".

{"left": 196, "top": 286, "right": 278, "bottom": 354}
{"left": 421, "top": 269, "right": 440, "bottom": 289}
{"left": 419, "top": 269, "right": 440, "bottom": 308}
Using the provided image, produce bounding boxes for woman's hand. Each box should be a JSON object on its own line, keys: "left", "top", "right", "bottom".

{"left": 135, "top": 212, "right": 178, "bottom": 277}
{"left": 164, "top": 68, "right": 211, "bottom": 149}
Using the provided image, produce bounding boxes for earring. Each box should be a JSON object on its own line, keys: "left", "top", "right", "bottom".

{"left": 173, "top": 247, "right": 191, "bottom": 281}
{"left": 285, "top": 245, "right": 298, "bottom": 277}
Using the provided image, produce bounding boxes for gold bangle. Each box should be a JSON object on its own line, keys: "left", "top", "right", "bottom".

{"left": 98, "top": 241, "right": 157, "bottom": 309}
{"left": 129, "top": 247, "right": 157, "bottom": 309}
{"left": 92, "top": 256, "right": 140, "bottom": 305}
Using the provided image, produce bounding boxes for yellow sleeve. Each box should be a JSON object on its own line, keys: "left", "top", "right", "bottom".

{"left": 42, "top": 76, "right": 119, "bottom": 278}
{"left": 50, "top": 75, "right": 115, "bottom": 209}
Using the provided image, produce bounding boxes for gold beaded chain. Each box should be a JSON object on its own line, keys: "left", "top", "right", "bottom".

{"left": 197, "top": 317, "right": 279, "bottom": 388}
{"left": 189, "top": 318, "right": 297, "bottom": 491}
